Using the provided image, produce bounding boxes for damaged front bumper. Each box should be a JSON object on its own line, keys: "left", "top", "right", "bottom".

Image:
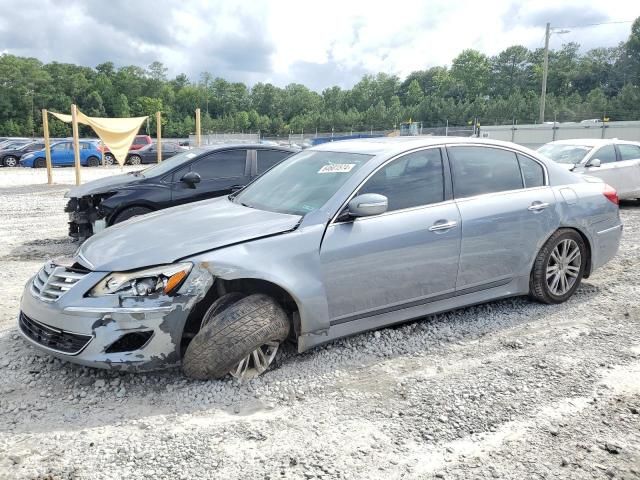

{"left": 65, "top": 195, "right": 111, "bottom": 241}
{"left": 18, "top": 268, "right": 205, "bottom": 371}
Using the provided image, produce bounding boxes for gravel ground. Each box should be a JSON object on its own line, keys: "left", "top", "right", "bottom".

{"left": 0, "top": 169, "right": 639, "bottom": 480}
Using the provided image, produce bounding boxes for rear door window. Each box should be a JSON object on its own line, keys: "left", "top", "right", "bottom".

{"left": 448, "top": 146, "right": 523, "bottom": 198}
{"left": 618, "top": 144, "right": 640, "bottom": 161}
{"left": 190, "top": 150, "right": 248, "bottom": 179}
{"left": 592, "top": 145, "right": 616, "bottom": 163}
{"left": 134, "top": 136, "right": 148, "bottom": 145}
{"left": 257, "top": 149, "right": 292, "bottom": 174}
{"left": 517, "top": 154, "right": 545, "bottom": 188}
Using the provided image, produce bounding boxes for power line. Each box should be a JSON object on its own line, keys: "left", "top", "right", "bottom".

{"left": 553, "top": 20, "right": 635, "bottom": 29}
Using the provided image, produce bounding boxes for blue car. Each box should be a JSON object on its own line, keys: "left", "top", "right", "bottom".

{"left": 20, "top": 140, "right": 103, "bottom": 168}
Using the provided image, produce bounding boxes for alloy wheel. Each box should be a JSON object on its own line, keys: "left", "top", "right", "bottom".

{"left": 130, "top": 155, "right": 141, "bottom": 165}
{"left": 4, "top": 156, "right": 17, "bottom": 167}
{"left": 546, "top": 238, "right": 581, "bottom": 296}
{"left": 230, "top": 341, "right": 279, "bottom": 380}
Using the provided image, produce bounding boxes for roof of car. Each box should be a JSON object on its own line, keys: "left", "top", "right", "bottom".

{"left": 546, "top": 139, "right": 640, "bottom": 147}
{"left": 195, "top": 143, "right": 297, "bottom": 152}
{"left": 309, "top": 136, "right": 533, "bottom": 155}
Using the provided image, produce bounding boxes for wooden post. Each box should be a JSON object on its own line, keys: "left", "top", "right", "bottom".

{"left": 100, "top": 140, "right": 105, "bottom": 166}
{"left": 71, "top": 104, "right": 81, "bottom": 185}
{"left": 42, "top": 109, "right": 53, "bottom": 185}
{"left": 156, "top": 111, "right": 162, "bottom": 163}
{"left": 195, "top": 108, "right": 201, "bottom": 147}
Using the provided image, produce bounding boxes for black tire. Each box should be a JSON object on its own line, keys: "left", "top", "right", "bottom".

{"left": 34, "top": 157, "right": 46, "bottom": 168}
{"left": 3, "top": 156, "right": 18, "bottom": 167}
{"left": 87, "top": 156, "right": 100, "bottom": 167}
{"left": 183, "top": 294, "right": 290, "bottom": 380}
{"left": 112, "top": 206, "right": 153, "bottom": 225}
{"left": 529, "top": 229, "right": 587, "bottom": 304}
{"left": 104, "top": 153, "right": 115, "bottom": 165}
{"left": 200, "top": 292, "right": 246, "bottom": 329}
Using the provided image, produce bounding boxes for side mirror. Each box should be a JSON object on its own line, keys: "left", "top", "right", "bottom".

{"left": 181, "top": 171, "right": 201, "bottom": 188}
{"left": 588, "top": 158, "right": 601, "bottom": 167}
{"left": 348, "top": 193, "right": 388, "bottom": 217}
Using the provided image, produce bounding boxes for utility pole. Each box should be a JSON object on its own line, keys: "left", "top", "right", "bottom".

{"left": 539, "top": 22, "right": 550, "bottom": 124}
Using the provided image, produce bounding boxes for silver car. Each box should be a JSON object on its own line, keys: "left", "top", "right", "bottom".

{"left": 18, "top": 137, "right": 623, "bottom": 380}
{"left": 538, "top": 139, "right": 640, "bottom": 200}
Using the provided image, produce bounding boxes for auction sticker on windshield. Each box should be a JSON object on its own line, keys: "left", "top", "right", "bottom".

{"left": 318, "top": 164, "right": 355, "bottom": 174}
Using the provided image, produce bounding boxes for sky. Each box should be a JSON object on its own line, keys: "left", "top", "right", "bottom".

{"left": 0, "top": 0, "right": 639, "bottom": 91}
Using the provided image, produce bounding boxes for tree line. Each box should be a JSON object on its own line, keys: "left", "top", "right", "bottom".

{"left": 0, "top": 17, "right": 639, "bottom": 138}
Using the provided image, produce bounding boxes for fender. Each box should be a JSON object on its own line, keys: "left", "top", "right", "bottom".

{"left": 187, "top": 222, "right": 333, "bottom": 345}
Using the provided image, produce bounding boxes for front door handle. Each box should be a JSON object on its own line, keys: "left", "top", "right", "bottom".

{"left": 428, "top": 220, "right": 458, "bottom": 232}
{"left": 528, "top": 202, "right": 550, "bottom": 211}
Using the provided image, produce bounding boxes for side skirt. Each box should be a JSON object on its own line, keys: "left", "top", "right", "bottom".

{"left": 297, "top": 275, "right": 529, "bottom": 352}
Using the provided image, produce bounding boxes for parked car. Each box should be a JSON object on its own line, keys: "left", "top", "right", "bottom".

{"left": 65, "top": 144, "right": 296, "bottom": 240}
{"left": 101, "top": 135, "right": 153, "bottom": 164}
{"left": 19, "top": 140, "right": 103, "bottom": 168}
{"left": 0, "top": 141, "right": 46, "bottom": 167}
{"left": 125, "top": 142, "right": 186, "bottom": 165}
{"left": 538, "top": 139, "right": 640, "bottom": 200}
{"left": 0, "top": 138, "right": 31, "bottom": 150}
{"left": 19, "top": 137, "right": 622, "bottom": 380}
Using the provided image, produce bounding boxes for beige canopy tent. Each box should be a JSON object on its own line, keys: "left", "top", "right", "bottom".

{"left": 50, "top": 110, "right": 147, "bottom": 167}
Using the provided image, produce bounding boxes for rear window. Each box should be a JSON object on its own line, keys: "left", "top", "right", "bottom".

{"left": 134, "top": 136, "right": 149, "bottom": 145}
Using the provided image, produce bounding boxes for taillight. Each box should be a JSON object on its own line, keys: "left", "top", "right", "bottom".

{"left": 603, "top": 184, "right": 619, "bottom": 205}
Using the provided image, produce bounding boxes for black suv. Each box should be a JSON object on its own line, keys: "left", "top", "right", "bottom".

{"left": 65, "top": 144, "right": 296, "bottom": 240}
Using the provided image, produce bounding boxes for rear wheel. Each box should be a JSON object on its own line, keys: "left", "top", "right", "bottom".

{"left": 183, "top": 294, "right": 290, "bottom": 380}
{"left": 87, "top": 156, "right": 100, "bottom": 167}
{"left": 104, "top": 153, "right": 115, "bottom": 165}
{"left": 34, "top": 158, "right": 46, "bottom": 168}
{"left": 3, "top": 156, "right": 18, "bottom": 167}
{"left": 112, "top": 206, "right": 153, "bottom": 225}
{"left": 530, "top": 229, "right": 586, "bottom": 304}
{"left": 128, "top": 155, "right": 142, "bottom": 165}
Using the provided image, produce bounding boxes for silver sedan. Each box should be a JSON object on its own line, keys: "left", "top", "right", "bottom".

{"left": 538, "top": 139, "right": 640, "bottom": 200}
{"left": 19, "top": 137, "right": 623, "bottom": 379}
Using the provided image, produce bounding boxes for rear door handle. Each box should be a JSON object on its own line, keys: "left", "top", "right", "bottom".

{"left": 428, "top": 220, "right": 458, "bottom": 232}
{"left": 528, "top": 202, "right": 550, "bottom": 211}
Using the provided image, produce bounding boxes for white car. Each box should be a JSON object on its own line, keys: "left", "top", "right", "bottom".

{"left": 538, "top": 139, "right": 640, "bottom": 200}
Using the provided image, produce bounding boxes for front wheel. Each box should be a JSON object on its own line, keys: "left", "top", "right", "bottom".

{"left": 530, "top": 229, "right": 586, "bottom": 304}
{"left": 34, "top": 158, "right": 46, "bottom": 168}
{"left": 104, "top": 153, "right": 115, "bottom": 165}
{"left": 112, "top": 206, "right": 153, "bottom": 225}
{"left": 183, "top": 294, "right": 290, "bottom": 380}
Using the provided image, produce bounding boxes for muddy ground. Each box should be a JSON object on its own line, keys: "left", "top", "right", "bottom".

{"left": 0, "top": 168, "right": 638, "bottom": 479}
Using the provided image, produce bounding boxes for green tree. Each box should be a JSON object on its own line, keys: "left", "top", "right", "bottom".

{"left": 450, "top": 49, "right": 491, "bottom": 98}
{"left": 406, "top": 79, "right": 424, "bottom": 106}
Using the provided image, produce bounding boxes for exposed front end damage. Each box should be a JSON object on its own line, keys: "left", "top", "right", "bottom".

{"left": 65, "top": 194, "right": 113, "bottom": 242}
{"left": 18, "top": 262, "right": 214, "bottom": 371}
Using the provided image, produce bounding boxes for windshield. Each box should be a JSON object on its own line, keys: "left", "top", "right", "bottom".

{"left": 537, "top": 144, "right": 593, "bottom": 164}
{"left": 233, "top": 150, "right": 372, "bottom": 215}
{"left": 137, "top": 148, "right": 204, "bottom": 177}
{"left": 16, "top": 142, "right": 36, "bottom": 151}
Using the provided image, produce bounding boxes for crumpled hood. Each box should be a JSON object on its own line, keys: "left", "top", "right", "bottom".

{"left": 65, "top": 172, "right": 144, "bottom": 198}
{"left": 78, "top": 196, "right": 302, "bottom": 271}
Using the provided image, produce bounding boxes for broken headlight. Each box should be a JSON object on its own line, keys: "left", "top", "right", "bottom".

{"left": 89, "top": 263, "right": 192, "bottom": 297}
